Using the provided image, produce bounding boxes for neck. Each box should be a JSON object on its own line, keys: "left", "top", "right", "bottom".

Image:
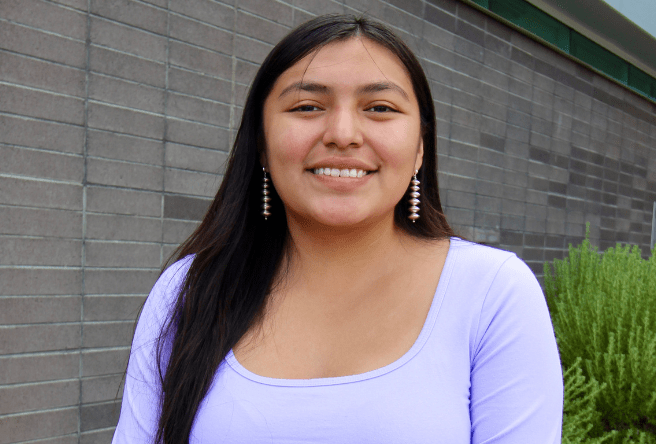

{"left": 275, "top": 212, "right": 419, "bottom": 306}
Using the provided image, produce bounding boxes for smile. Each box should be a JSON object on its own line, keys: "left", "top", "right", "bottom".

{"left": 311, "top": 168, "right": 373, "bottom": 178}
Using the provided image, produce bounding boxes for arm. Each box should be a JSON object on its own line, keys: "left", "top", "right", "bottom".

{"left": 470, "top": 256, "right": 563, "bottom": 443}
{"left": 112, "top": 258, "right": 191, "bottom": 444}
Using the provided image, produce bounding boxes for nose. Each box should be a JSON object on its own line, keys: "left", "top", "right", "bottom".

{"left": 321, "top": 106, "right": 364, "bottom": 149}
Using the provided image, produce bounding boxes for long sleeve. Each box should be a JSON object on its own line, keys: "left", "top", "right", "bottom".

{"left": 470, "top": 255, "right": 563, "bottom": 443}
{"left": 112, "top": 257, "right": 192, "bottom": 444}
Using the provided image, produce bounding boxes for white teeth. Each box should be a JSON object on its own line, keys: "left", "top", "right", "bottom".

{"left": 312, "top": 168, "right": 370, "bottom": 177}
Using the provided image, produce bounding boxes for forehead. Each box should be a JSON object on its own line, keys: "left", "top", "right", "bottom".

{"left": 272, "top": 37, "right": 412, "bottom": 92}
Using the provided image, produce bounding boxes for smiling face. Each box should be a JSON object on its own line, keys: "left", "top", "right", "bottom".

{"left": 262, "top": 37, "right": 424, "bottom": 230}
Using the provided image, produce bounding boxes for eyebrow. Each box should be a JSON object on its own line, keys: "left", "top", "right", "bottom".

{"left": 278, "top": 81, "right": 410, "bottom": 101}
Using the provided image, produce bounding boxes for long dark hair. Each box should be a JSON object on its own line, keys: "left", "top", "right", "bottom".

{"left": 154, "top": 14, "right": 454, "bottom": 443}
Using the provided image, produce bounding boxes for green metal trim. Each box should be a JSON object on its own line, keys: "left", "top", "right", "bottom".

{"left": 472, "top": 0, "right": 656, "bottom": 102}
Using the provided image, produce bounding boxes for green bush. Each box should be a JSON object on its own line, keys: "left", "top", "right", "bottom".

{"left": 544, "top": 227, "right": 656, "bottom": 442}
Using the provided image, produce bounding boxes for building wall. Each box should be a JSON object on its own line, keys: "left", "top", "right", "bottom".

{"left": 1, "top": 0, "right": 655, "bottom": 442}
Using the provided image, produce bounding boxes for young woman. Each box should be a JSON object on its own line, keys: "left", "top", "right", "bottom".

{"left": 113, "top": 14, "right": 563, "bottom": 444}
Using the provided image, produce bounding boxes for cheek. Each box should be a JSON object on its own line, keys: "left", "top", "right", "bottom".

{"left": 367, "top": 120, "right": 421, "bottom": 167}
{"left": 267, "top": 120, "right": 318, "bottom": 165}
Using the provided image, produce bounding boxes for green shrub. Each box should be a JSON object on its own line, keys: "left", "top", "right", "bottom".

{"left": 545, "top": 227, "right": 656, "bottom": 441}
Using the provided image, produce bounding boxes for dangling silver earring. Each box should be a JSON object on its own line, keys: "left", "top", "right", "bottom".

{"left": 261, "top": 168, "right": 271, "bottom": 220}
{"left": 408, "top": 170, "right": 420, "bottom": 222}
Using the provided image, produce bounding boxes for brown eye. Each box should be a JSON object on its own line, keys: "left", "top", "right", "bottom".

{"left": 290, "top": 105, "right": 320, "bottom": 112}
{"left": 367, "top": 105, "right": 396, "bottom": 113}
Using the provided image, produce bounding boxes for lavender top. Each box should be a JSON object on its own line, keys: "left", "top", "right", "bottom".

{"left": 113, "top": 237, "right": 563, "bottom": 443}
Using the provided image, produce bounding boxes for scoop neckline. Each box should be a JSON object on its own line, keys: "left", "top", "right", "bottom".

{"left": 225, "top": 237, "right": 461, "bottom": 387}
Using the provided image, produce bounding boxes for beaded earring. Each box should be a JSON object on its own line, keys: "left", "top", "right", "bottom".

{"left": 261, "top": 168, "right": 271, "bottom": 220}
{"left": 408, "top": 170, "right": 420, "bottom": 222}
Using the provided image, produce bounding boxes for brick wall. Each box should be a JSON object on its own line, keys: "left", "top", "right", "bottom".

{"left": 1, "top": 0, "right": 655, "bottom": 442}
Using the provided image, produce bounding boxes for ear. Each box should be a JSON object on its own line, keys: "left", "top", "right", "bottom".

{"left": 414, "top": 138, "right": 424, "bottom": 172}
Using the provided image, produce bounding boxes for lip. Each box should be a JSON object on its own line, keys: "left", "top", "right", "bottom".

{"left": 305, "top": 157, "right": 377, "bottom": 172}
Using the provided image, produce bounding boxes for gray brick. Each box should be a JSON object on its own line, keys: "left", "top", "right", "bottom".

{"left": 85, "top": 270, "right": 158, "bottom": 295}
{"left": 0, "top": 114, "right": 85, "bottom": 154}
{"left": 234, "top": 34, "right": 274, "bottom": 64}
{"left": 86, "top": 186, "right": 161, "bottom": 217}
{"left": 165, "top": 168, "right": 222, "bottom": 197}
{"left": 0, "top": 237, "right": 82, "bottom": 267}
{"left": 80, "top": 401, "right": 122, "bottom": 434}
{"left": 89, "top": 45, "right": 166, "bottom": 88}
{"left": 238, "top": 0, "right": 293, "bottom": 26}
{"left": 81, "top": 374, "right": 124, "bottom": 404}
{"left": 0, "top": 83, "right": 84, "bottom": 125}
{"left": 167, "top": 118, "right": 230, "bottom": 150}
{"left": 169, "top": 13, "right": 233, "bottom": 54}
{"left": 90, "top": 16, "right": 166, "bottom": 62}
{"left": 166, "top": 143, "right": 228, "bottom": 174}
{"left": 88, "top": 73, "right": 165, "bottom": 114}
{"left": 83, "top": 321, "right": 134, "bottom": 348}
{"left": 170, "top": 0, "right": 234, "bottom": 28}
{"left": 167, "top": 92, "right": 231, "bottom": 126}
{"left": 87, "top": 130, "right": 163, "bottom": 166}
{"left": 0, "top": 21, "right": 86, "bottom": 68}
{"left": 0, "top": 407, "right": 78, "bottom": 444}
{"left": 1, "top": 0, "right": 87, "bottom": 40}
{"left": 0, "top": 50, "right": 84, "bottom": 97}
{"left": 85, "top": 241, "right": 161, "bottom": 268}
{"left": 87, "top": 158, "right": 163, "bottom": 191}
{"left": 168, "top": 67, "right": 232, "bottom": 103}
{"left": 0, "top": 379, "right": 79, "bottom": 415}
{"left": 86, "top": 213, "right": 161, "bottom": 242}
{"left": 80, "top": 428, "right": 116, "bottom": 444}
{"left": 0, "top": 323, "right": 80, "bottom": 354}
{"left": 297, "top": 0, "right": 345, "bottom": 15}
{"left": 90, "top": 0, "right": 168, "bottom": 35}
{"left": 163, "top": 195, "right": 211, "bottom": 221}
{"left": 88, "top": 103, "right": 164, "bottom": 140}
{"left": 162, "top": 219, "right": 199, "bottom": 243}
{"left": 0, "top": 296, "right": 80, "bottom": 325}
{"left": 83, "top": 295, "right": 146, "bottom": 321}
{"left": 0, "top": 206, "right": 80, "bottom": 238}
{"left": 236, "top": 10, "right": 289, "bottom": 45}
{"left": 0, "top": 176, "right": 82, "bottom": 210}
{"left": 169, "top": 40, "right": 233, "bottom": 79}
{"left": 0, "top": 352, "right": 78, "bottom": 384}
{"left": 0, "top": 146, "right": 84, "bottom": 184}
{"left": 51, "top": 0, "right": 87, "bottom": 9}
{"left": 82, "top": 349, "right": 129, "bottom": 377}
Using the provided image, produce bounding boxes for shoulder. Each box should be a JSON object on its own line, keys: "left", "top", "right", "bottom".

{"left": 139, "top": 255, "right": 195, "bottom": 331}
